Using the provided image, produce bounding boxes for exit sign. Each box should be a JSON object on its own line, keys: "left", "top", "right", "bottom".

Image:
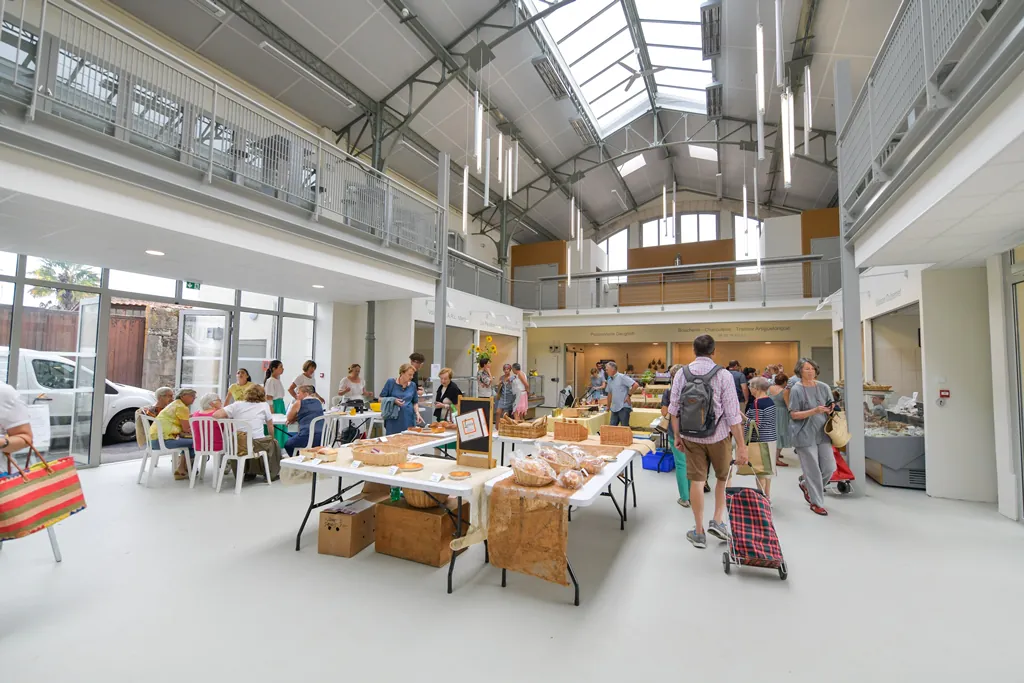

{"left": 185, "top": 281, "right": 201, "bottom": 291}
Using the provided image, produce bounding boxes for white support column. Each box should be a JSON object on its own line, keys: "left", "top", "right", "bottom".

{"left": 434, "top": 151, "right": 450, "bottom": 375}
{"left": 986, "top": 254, "right": 1020, "bottom": 519}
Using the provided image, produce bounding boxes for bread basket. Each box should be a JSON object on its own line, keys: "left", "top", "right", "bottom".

{"left": 511, "top": 457, "right": 556, "bottom": 487}
{"left": 554, "top": 420, "right": 588, "bottom": 442}
{"left": 599, "top": 425, "right": 634, "bottom": 447}
{"left": 402, "top": 488, "right": 446, "bottom": 508}
{"left": 538, "top": 447, "right": 579, "bottom": 474}
{"left": 351, "top": 443, "right": 407, "bottom": 466}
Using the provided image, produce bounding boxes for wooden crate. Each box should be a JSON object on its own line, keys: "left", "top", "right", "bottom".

{"left": 600, "top": 425, "right": 634, "bottom": 447}
{"left": 554, "top": 420, "right": 588, "bottom": 442}
{"left": 375, "top": 499, "right": 470, "bottom": 567}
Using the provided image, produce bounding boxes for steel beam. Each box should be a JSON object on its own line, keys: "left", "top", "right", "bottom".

{"left": 620, "top": 0, "right": 659, "bottom": 114}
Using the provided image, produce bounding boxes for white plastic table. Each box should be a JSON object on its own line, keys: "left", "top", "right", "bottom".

{"left": 484, "top": 446, "right": 640, "bottom": 606}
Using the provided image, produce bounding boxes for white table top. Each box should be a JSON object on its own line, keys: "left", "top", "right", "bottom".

{"left": 329, "top": 411, "right": 381, "bottom": 422}
{"left": 484, "top": 447, "right": 638, "bottom": 507}
{"left": 272, "top": 414, "right": 288, "bottom": 425}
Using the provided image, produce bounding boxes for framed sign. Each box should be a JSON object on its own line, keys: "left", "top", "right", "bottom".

{"left": 455, "top": 396, "right": 494, "bottom": 469}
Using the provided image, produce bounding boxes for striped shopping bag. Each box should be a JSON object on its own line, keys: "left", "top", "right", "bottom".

{"left": 1, "top": 447, "right": 86, "bottom": 541}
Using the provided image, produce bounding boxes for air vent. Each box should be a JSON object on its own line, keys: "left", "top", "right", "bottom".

{"left": 569, "top": 117, "right": 596, "bottom": 145}
{"left": 909, "top": 469, "right": 927, "bottom": 488}
{"left": 700, "top": 1, "right": 722, "bottom": 60}
{"left": 532, "top": 56, "right": 569, "bottom": 100}
{"left": 706, "top": 82, "right": 723, "bottom": 120}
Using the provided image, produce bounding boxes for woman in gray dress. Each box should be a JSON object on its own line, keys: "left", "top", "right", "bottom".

{"left": 769, "top": 373, "right": 790, "bottom": 467}
{"left": 788, "top": 358, "right": 836, "bottom": 516}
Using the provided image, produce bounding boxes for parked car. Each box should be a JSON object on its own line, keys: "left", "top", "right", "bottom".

{"left": 0, "top": 349, "right": 155, "bottom": 444}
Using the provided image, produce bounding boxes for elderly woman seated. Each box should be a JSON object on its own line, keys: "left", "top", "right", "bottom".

{"left": 213, "top": 384, "right": 282, "bottom": 481}
{"left": 191, "top": 393, "right": 225, "bottom": 451}
{"left": 148, "top": 388, "right": 197, "bottom": 480}
{"left": 285, "top": 384, "right": 325, "bottom": 455}
{"left": 136, "top": 386, "right": 173, "bottom": 448}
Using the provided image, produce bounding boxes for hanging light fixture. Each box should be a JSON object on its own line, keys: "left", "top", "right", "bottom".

{"left": 780, "top": 89, "right": 792, "bottom": 188}
{"left": 753, "top": 165, "right": 760, "bottom": 219}
{"left": 577, "top": 203, "right": 582, "bottom": 251}
{"left": 755, "top": 23, "right": 766, "bottom": 114}
{"left": 672, "top": 181, "right": 677, "bottom": 240}
{"left": 497, "top": 134, "right": 503, "bottom": 184}
{"left": 804, "top": 63, "right": 812, "bottom": 154}
{"left": 507, "top": 149, "right": 513, "bottom": 198}
{"left": 743, "top": 152, "right": 749, "bottom": 256}
{"left": 788, "top": 86, "right": 796, "bottom": 157}
{"left": 566, "top": 243, "right": 572, "bottom": 288}
{"left": 662, "top": 184, "right": 668, "bottom": 237}
{"left": 462, "top": 165, "right": 470, "bottom": 234}
{"left": 513, "top": 140, "right": 520, "bottom": 192}
{"left": 473, "top": 91, "right": 482, "bottom": 173}
{"left": 774, "top": 0, "right": 784, "bottom": 88}
{"left": 484, "top": 137, "right": 491, "bottom": 207}
{"left": 570, "top": 195, "right": 576, "bottom": 238}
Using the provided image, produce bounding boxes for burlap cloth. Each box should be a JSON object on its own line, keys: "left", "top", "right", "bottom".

{"left": 488, "top": 477, "right": 575, "bottom": 586}
{"left": 517, "top": 434, "right": 656, "bottom": 457}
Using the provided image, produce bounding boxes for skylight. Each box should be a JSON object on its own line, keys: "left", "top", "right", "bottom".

{"left": 688, "top": 144, "right": 718, "bottom": 162}
{"left": 616, "top": 154, "right": 647, "bottom": 177}
{"left": 523, "top": 0, "right": 713, "bottom": 137}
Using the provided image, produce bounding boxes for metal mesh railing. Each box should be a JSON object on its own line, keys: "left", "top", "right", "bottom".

{"left": 0, "top": 4, "right": 442, "bottom": 263}
{"left": 448, "top": 250, "right": 506, "bottom": 303}
{"left": 837, "top": 0, "right": 1015, "bottom": 220}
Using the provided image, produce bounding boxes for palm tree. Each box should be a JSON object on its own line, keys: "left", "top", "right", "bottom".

{"left": 28, "top": 260, "right": 100, "bottom": 310}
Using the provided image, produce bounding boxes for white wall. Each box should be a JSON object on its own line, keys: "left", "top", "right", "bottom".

{"left": 764, "top": 214, "right": 803, "bottom": 298}
{"left": 920, "top": 267, "right": 997, "bottom": 503}
{"left": 986, "top": 255, "right": 1020, "bottom": 519}
{"left": 870, "top": 307, "right": 922, "bottom": 398}
{"left": 372, "top": 299, "right": 414, "bottom": 394}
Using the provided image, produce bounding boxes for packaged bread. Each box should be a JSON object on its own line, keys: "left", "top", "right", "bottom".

{"left": 538, "top": 445, "right": 579, "bottom": 473}
{"left": 511, "top": 455, "right": 556, "bottom": 486}
{"left": 557, "top": 469, "right": 584, "bottom": 490}
{"left": 579, "top": 456, "right": 605, "bottom": 475}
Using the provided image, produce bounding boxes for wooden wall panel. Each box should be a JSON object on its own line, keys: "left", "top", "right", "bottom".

{"left": 622, "top": 239, "right": 736, "bottom": 305}
{"left": 801, "top": 208, "right": 839, "bottom": 297}
{"left": 510, "top": 240, "right": 567, "bottom": 308}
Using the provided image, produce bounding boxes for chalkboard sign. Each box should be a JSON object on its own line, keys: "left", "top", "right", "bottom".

{"left": 456, "top": 396, "right": 494, "bottom": 469}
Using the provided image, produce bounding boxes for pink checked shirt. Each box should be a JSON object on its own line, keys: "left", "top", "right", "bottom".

{"left": 668, "top": 356, "right": 742, "bottom": 445}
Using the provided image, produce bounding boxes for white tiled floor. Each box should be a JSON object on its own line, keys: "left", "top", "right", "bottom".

{"left": 1, "top": 456, "right": 1022, "bottom": 682}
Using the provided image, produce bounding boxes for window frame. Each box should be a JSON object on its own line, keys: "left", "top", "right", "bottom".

{"left": 597, "top": 228, "right": 629, "bottom": 284}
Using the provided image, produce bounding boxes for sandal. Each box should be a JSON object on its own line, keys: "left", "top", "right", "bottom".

{"left": 798, "top": 480, "right": 811, "bottom": 504}
{"left": 677, "top": 498, "right": 691, "bottom": 508}
{"left": 776, "top": 457, "right": 789, "bottom": 467}
{"left": 810, "top": 504, "right": 828, "bottom": 516}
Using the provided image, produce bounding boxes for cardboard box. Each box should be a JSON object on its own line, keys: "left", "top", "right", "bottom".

{"left": 375, "top": 498, "right": 470, "bottom": 567}
{"left": 318, "top": 495, "right": 379, "bottom": 558}
{"left": 361, "top": 481, "right": 392, "bottom": 497}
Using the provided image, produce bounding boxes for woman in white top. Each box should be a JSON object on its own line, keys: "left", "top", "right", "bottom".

{"left": 263, "top": 360, "right": 287, "bottom": 450}
{"left": 337, "top": 363, "right": 368, "bottom": 401}
{"left": 213, "top": 384, "right": 281, "bottom": 481}
{"left": 0, "top": 382, "right": 33, "bottom": 456}
{"left": 289, "top": 360, "right": 322, "bottom": 402}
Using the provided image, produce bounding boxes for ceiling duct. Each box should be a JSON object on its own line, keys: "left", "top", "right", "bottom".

{"left": 705, "top": 83, "right": 723, "bottom": 120}
{"left": 569, "top": 117, "right": 596, "bottom": 145}
{"left": 532, "top": 56, "right": 569, "bottom": 101}
{"left": 700, "top": 1, "right": 723, "bottom": 60}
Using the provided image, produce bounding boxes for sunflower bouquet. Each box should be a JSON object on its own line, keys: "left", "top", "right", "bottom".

{"left": 467, "top": 335, "right": 499, "bottom": 362}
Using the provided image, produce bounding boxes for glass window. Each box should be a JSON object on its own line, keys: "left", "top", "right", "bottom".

{"left": 240, "top": 290, "right": 279, "bottom": 311}
{"left": 679, "top": 213, "right": 718, "bottom": 243}
{"left": 734, "top": 215, "right": 762, "bottom": 275}
{"left": 599, "top": 229, "right": 628, "bottom": 284}
{"left": 19, "top": 286, "right": 100, "bottom": 465}
{"left": 280, "top": 317, "right": 314, "bottom": 404}
{"left": 642, "top": 218, "right": 676, "bottom": 247}
{"left": 25, "top": 257, "right": 100, "bottom": 288}
{"left": 182, "top": 283, "right": 235, "bottom": 306}
{"left": 0, "top": 280, "right": 13, "bottom": 382}
{"left": 108, "top": 270, "right": 176, "bottom": 298}
{"left": 0, "top": 251, "right": 17, "bottom": 277}
{"left": 283, "top": 298, "right": 315, "bottom": 316}
{"left": 238, "top": 312, "right": 277, "bottom": 385}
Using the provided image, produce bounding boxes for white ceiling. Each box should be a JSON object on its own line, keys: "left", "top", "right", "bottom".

{"left": 102, "top": 0, "right": 897, "bottom": 236}
{"left": 0, "top": 190, "right": 423, "bottom": 303}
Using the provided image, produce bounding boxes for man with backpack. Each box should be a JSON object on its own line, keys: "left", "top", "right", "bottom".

{"left": 670, "top": 335, "right": 748, "bottom": 549}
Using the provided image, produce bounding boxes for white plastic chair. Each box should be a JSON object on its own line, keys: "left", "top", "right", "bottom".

{"left": 216, "top": 419, "right": 271, "bottom": 495}
{"left": 188, "top": 416, "right": 225, "bottom": 489}
{"left": 136, "top": 413, "right": 191, "bottom": 488}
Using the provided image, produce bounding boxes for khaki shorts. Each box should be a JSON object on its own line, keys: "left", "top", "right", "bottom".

{"left": 681, "top": 437, "right": 732, "bottom": 482}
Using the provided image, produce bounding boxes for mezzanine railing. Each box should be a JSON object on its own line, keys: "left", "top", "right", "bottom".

{"left": 0, "top": 2, "right": 443, "bottom": 262}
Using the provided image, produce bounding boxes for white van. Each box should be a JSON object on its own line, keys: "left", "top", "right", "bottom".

{"left": 0, "top": 349, "right": 155, "bottom": 443}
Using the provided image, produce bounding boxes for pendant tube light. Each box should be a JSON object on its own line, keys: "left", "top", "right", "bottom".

{"left": 774, "top": 0, "right": 784, "bottom": 88}
{"left": 570, "top": 196, "right": 576, "bottom": 238}
{"left": 513, "top": 140, "right": 520, "bottom": 192}
{"left": 484, "top": 137, "right": 491, "bottom": 207}
{"left": 781, "top": 90, "right": 792, "bottom": 188}
{"left": 743, "top": 182, "right": 749, "bottom": 256}
{"left": 566, "top": 243, "right": 572, "bottom": 288}
{"left": 462, "top": 165, "right": 469, "bottom": 234}
{"left": 507, "top": 150, "right": 513, "bottom": 199}
{"left": 497, "top": 134, "right": 503, "bottom": 183}
{"left": 753, "top": 166, "right": 760, "bottom": 219}
{"left": 757, "top": 111, "right": 765, "bottom": 161}
{"left": 662, "top": 185, "right": 668, "bottom": 237}
{"left": 473, "top": 91, "right": 481, "bottom": 172}
{"left": 803, "top": 63, "right": 812, "bottom": 153}
{"left": 755, "top": 23, "right": 765, "bottom": 114}
{"left": 577, "top": 204, "right": 582, "bottom": 251}
{"left": 672, "top": 181, "right": 677, "bottom": 240}
{"left": 788, "top": 87, "right": 796, "bottom": 156}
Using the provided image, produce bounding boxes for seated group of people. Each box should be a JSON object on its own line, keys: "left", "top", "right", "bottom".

{"left": 137, "top": 377, "right": 328, "bottom": 483}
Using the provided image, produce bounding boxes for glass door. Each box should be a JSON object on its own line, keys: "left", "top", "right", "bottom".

{"left": 177, "top": 309, "right": 230, "bottom": 398}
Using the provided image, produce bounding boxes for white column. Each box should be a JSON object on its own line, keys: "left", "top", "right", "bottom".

{"left": 314, "top": 303, "right": 334, "bottom": 399}
{"left": 986, "top": 254, "right": 1020, "bottom": 519}
{"left": 920, "top": 267, "right": 997, "bottom": 502}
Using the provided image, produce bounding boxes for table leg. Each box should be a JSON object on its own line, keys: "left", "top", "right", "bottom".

{"left": 484, "top": 539, "right": 489, "bottom": 564}
{"left": 296, "top": 475, "right": 318, "bottom": 551}
{"left": 602, "top": 484, "right": 625, "bottom": 531}
{"left": 500, "top": 442, "right": 505, "bottom": 467}
{"left": 501, "top": 568, "right": 507, "bottom": 587}
{"left": 447, "top": 495, "right": 463, "bottom": 595}
{"left": 630, "top": 460, "right": 637, "bottom": 508}
{"left": 566, "top": 557, "right": 580, "bottom": 606}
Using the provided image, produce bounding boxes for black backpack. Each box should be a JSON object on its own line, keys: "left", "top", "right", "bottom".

{"left": 676, "top": 365, "right": 723, "bottom": 438}
{"left": 339, "top": 424, "right": 359, "bottom": 445}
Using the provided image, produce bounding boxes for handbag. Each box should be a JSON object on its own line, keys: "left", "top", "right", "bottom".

{"left": 1, "top": 446, "right": 87, "bottom": 541}
{"left": 739, "top": 405, "right": 774, "bottom": 477}
{"left": 825, "top": 409, "right": 851, "bottom": 448}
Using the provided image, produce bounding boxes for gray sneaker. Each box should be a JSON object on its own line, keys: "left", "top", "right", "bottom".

{"left": 708, "top": 520, "right": 730, "bottom": 542}
{"left": 686, "top": 529, "right": 707, "bottom": 549}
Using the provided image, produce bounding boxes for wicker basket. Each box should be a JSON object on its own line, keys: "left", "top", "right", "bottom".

{"left": 600, "top": 425, "right": 634, "bottom": 447}
{"left": 538, "top": 447, "right": 579, "bottom": 474}
{"left": 554, "top": 420, "right": 588, "bottom": 442}
{"left": 511, "top": 459, "right": 555, "bottom": 487}
{"left": 351, "top": 443, "right": 407, "bottom": 466}
{"left": 561, "top": 407, "right": 582, "bottom": 418}
{"left": 498, "top": 421, "right": 547, "bottom": 439}
{"left": 402, "top": 488, "right": 447, "bottom": 508}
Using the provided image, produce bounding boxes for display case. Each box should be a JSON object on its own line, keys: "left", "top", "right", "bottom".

{"left": 864, "top": 393, "right": 925, "bottom": 490}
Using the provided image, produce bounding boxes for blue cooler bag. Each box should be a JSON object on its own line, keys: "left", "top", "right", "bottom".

{"left": 642, "top": 449, "right": 675, "bottom": 473}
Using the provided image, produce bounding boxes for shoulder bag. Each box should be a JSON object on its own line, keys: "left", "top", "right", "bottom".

{"left": 1, "top": 445, "right": 87, "bottom": 541}
{"left": 738, "top": 403, "right": 775, "bottom": 477}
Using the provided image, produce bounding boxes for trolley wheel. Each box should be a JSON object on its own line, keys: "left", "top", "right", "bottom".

{"left": 837, "top": 481, "right": 851, "bottom": 495}
{"left": 722, "top": 552, "right": 731, "bottom": 575}
{"left": 778, "top": 562, "right": 788, "bottom": 581}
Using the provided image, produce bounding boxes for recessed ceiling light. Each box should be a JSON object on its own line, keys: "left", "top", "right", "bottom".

{"left": 312, "top": 284, "right": 325, "bottom": 289}
{"left": 765, "top": 341, "right": 772, "bottom": 345}
{"left": 145, "top": 250, "right": 164, "bottom": 256}
{"left": 593, "top": 343, "right": 599, "bottom": 346}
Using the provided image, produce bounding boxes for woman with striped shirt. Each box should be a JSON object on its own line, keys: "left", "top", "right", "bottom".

{"left": 745, "top": 377, "right": 778, "bottom": 499}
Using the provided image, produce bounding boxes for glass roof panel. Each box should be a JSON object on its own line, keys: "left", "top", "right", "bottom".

{"left": 580, "top": 63, "right": 630, "bottom": 102}
{"left": 641, "top": 21, "right": 702, "bottom": 47}
{"left": 598, "top": 91, "right": 648, "bottom": 131}
{"left": 655, "top": 68, "right": 714, "bottom": 91}
{"left": 634, "top": 0, "right": 702, "bottom": 23}
{"left": 567, "top": 30, "right": 633, "bottom": 85}
{"left": 647, "top": 45, "right": 710, "bottom": 71}
{"left": 544, "top": 0, "right": 615, "bottom": 41}
{"left": 590, "top": 79, "right": 637, "bottom": 118}
{"left": 558, "top": 6, "right": 623, "bottom": 63}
